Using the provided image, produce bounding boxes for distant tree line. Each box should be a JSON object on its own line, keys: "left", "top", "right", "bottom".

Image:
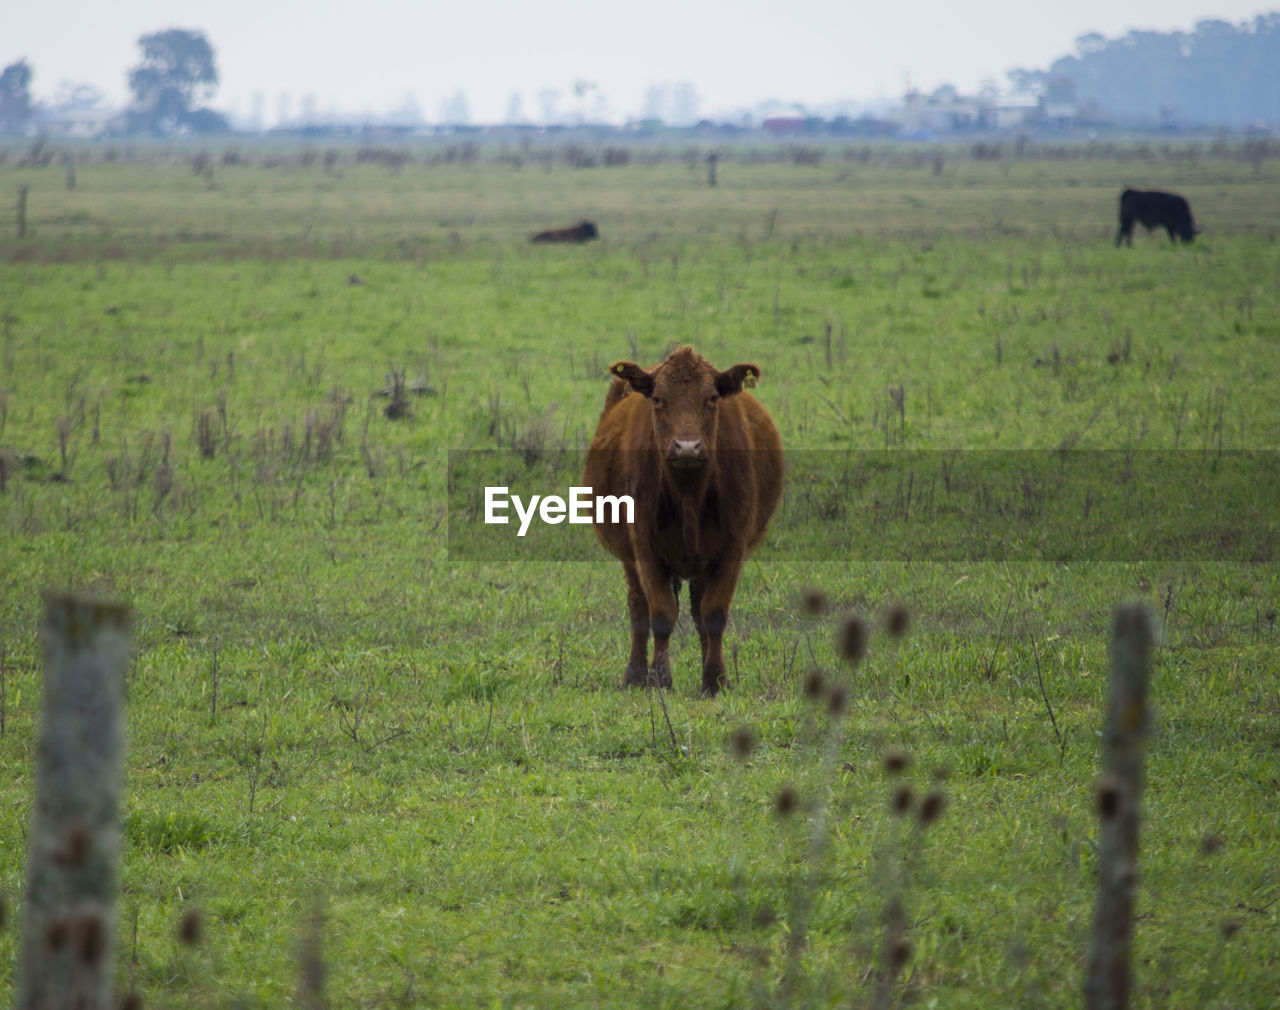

{"left": 1, "top": 28, "right": 227, "bottom": 136}
{"left": 1010, "top": 14, "right": 1280, "bottom": 128}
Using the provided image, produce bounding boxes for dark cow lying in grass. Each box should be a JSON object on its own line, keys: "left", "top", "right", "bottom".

{"left": 583, "top": 346, "right": 784, "bottom": 696}
{"left": 1115, "top": 189, "right": 1197, "bottom": 246}
{"left": 530, "top": 220, "right": 599, "bottom": 243}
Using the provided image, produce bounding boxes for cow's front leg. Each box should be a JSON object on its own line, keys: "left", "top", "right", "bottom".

{"left": 689, "top": 579, "right": 709, "bottom": 667}
{"left": 638, "top": 558, "right": 677, "bottom": 689}
{"left": 621, "top": 562, "right": 650, "bottom": 688}
{"left": 694, "top": 557, "right": 744, "bottom": 696}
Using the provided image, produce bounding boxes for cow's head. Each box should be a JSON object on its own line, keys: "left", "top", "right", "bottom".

{"left": 611, "top": 347, "right": 759, "bottom": 471}
{"left": 578, "top": 221, "right": 599, "bottom": 239}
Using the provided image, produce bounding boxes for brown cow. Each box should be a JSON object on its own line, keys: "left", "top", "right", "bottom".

{"left": 530, "top": 220, "right": 599, "bottom": 243}
{"left": 582, "top": 346, "right": 784, "bottom": 696}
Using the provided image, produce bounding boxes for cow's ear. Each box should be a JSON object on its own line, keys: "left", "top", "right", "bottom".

{"left": 715, "top": 363, "right": 760, "bottom": 396}
{"left": 611, "top": 361, "right": 655, "bottom": 397}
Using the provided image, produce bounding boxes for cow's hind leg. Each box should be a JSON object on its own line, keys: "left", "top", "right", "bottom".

{"left": 621, "top": 562, "right": 651, "bottom": 688}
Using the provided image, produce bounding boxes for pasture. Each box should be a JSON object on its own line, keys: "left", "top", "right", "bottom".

{"left": 1, "top": 138, "right": 1279, "bottom": 1007}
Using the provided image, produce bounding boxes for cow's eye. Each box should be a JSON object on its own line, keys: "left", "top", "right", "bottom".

{"left": 650, "top": 396, "right": 663, "bottom": 409}
{"left": 707, "top": 395, "right": 719, "bottom": 407}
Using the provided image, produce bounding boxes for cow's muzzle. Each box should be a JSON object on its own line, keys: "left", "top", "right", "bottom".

{"left": 667, "top": 439, "right": 706, "bottom": 467}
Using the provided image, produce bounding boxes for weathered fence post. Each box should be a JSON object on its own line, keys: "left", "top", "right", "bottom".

{"left": 17, "top": 186, "right": 28, "bottom": 239}
{"left": 1085, "top": 603, "right": 1154, "bottom": 1010}
{"left": 18, "top": 594, "right": 131, "bottom": 1010}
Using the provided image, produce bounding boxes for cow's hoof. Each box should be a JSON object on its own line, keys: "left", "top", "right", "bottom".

{"left": 623, "top": 663, "right": 649, "bottom": 688}
{"left": 699, "top": 675, "right": 729, "bottom": 698}
{"left": 649, "top": 665, "right": 673, "bottom": 689}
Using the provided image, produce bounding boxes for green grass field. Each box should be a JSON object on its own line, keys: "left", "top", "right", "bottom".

{"left": 1, "top": 140, "right": 1278, "bottom": 1007}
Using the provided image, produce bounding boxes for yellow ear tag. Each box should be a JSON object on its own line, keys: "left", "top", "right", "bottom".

{"left": 743, "top": 371, "right": 758, "bottom": 389}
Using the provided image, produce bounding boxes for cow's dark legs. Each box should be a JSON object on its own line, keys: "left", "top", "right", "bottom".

{"left": 635, "top": 557, "right": 677, "bottom": 689}
{"left": 690, "top": 580, "right": 709, "bottom": 667}
{"left": 693, "top": 561, "right": 742, "bottom": 697}
{"left": 1116, "top": 219, "right": 1133, "bottom": 247}
{"left": 621, "top": 562, "right": 651, "bottom": 687}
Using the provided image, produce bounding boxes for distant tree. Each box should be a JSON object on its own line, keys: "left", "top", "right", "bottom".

{"left": 537, "top": 89, "right": 561, "bottom": 124}
{"left": 589, "top": 91, "right": 612, "bottom": 122}
{"left": 439, "top": 91, "right": 470, "bottom": 125}
{"left": 1005, "top": 68, "right": 1048, "bottom": 97}
{"left": 52, "top": 81, "right": 104, "bottom": 114}
{"left": 181, "top": 107, "right": 230, "bottom": 133}
{"left": 671, "top": 82, "right": 701, "bottom": 126}
{"left": 388, "top": 93, "right": 424, "bottom": 125}
{"left": 1075, "top": 33, "right": 1108, "bottom": 57}
{"left": 572, "top": 79, "right": 598, "bottom": 123}
{"left": 1042, "top": 16, "right": 1280, "bottom": 127}
{"left": 644, "top": 81, "right": 701, "bottom": 126}
{"left": 127, "top": 29, "right": 227, "bottom": 134}
{"left": 0, "top": 60, "right": 34, "bottom": 134}
{"left": 505, "top": 92, "right": 525, "bottom": 124}
{"left": 642, "top": 84, "right": 668, "bottom": 122}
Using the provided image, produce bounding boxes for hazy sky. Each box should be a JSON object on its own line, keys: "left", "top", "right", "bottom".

{"left": 10, "top": 1, "right": 1276, "bottom": 124}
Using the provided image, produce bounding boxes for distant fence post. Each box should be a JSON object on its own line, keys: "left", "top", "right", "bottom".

{"left": 1085, "top": 604, "right": 1154, "bottom": 1010}
{"left": 18, "top": 594, "right": 131, "bottom": 1010}
{"left": 17, "top": 186, "right": 28, "bottom": 239}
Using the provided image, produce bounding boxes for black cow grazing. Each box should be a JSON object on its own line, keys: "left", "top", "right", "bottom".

{"left": 1116, "top": 189, "right": 1197, "bottom": 246}
{"left": 531, "top": 220, "right": 599, "bottom": 244}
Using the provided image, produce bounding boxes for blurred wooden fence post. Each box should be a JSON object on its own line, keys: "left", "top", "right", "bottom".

{"left": 18, "top": 594, "right": 131, "bottom": 1010}
{"left": 1085, "top": 604, "right": 1154, "bottom": 1010}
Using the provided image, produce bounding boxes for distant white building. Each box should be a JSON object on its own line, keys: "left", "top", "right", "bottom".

{"left": 893, "top": 80, "right": 1080, "bottom": 134}
{"left": 33, "top": 106, "right": 124, "bottom": 138}
{"left": 1041, "top": 77, "right": 1078, "bottom": 127}
{"left": 991, "top": 95, "right": 1039, "bottom": 131}
{"left": 900, "top": 87, "right": 985, "bottom": 132}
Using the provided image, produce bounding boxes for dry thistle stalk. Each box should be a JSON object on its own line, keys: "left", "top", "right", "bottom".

{"left": 801, "top": 588, "right": 829, "bottom": 615}
{"left": 883, "top": 751, "right": 911, "bottom": 775}
{"left": 826, "top": 682, "right": 849, "bottom": 716}
{"left": 838, "top": 615, "right": 869, "bottom": 666}
{"left": 918, "top": 791, "right": 947, "bottom": 827}
{"left": 729, "top": 726, "right": 756, "bottom": 761}
{"left": 884, "top": 605, "right": 911, "bottom": 637}
{"left": 178, "top": 908, "right": 203, "bottom": 947}
{"left": 1198, "top": 833, "right": 1224, "bottom": 856}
